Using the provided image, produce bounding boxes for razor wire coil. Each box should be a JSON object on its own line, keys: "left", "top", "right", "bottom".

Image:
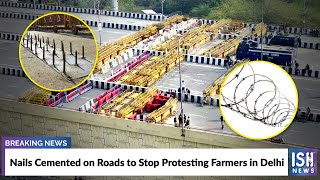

{"left": 221, "top": 63, "right": 296, "bottom": 127}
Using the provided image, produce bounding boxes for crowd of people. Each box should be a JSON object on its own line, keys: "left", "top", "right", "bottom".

{"left": 293, "top": 61, "right": 311, "bottom": 75}
{"left": 173, "top": 113, "right": 191, "bottom": 129}
{"left": 167, "top": 80, "right": 191, "bottom": 98}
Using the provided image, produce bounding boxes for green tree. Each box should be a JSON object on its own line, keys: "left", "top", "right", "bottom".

{"left": 190, "top": 4, "right": 211, "bottom": 17}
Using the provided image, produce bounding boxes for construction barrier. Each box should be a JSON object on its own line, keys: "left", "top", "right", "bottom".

{"left": 95, "top": 86, "right": 118, "bottom": 102}
{"left": 101, "top": 49, "right": 134, "bottom": 74}
{"left": 200, "top": 19, "right": 218, "bottom": 25}
{"left": 147, "top": 98, "right": 178, "bottom": 123}
{"left": 79, "top": 85, "right": 129, "bottom": 113}
{"left": 56, "top": 91, "right": 66, "bottom": 99}
{"left": 133, "top": 19, "right": 199, "bottom": 50}
{"left": 132, "top": 48, "right": 165, "bottom": 56}
{"left": 98, "top": 87, "right": 123, "bottom": 108}
{"left": 49, "top": 97, "right": 64, "bottom": 107}
{"left": 44, "top": 91, "right": 67, "bottom": 107}
{"left": 247, "top": 36, "right": 272, "bottom": 44}
{"left": 153, "top": 19, "right": 232, "bottom": 54}
{"left": 94, "top": 87, "right": 178, "bottom": 122}
{"left": 44, "top": 82, "right": 93, "bottom": 107}
{"left": 203, "top": 75, "right": 224, "bottom": 98}
{"left": 65, "top": 89, "right": 79, "bottom": 102}
{"left": 96, "top": 15, "right": 186, "bottom": 72}
{"left": 90, "top": 80, "right": 148, "bottom": 93}
{"left": 218, "top": 33, "right": 239, "bottom": 40}
{"left": 117, "top": 53, "right": 184, "bottom": 87}
{"left": 78, "top": 82, "right": 92, "bottom": 94}
{"left": 79, "top": 98, "right": 95, "bottom": 112}
{"left": 99, "top": 51, "right": 153, "bottom": 82}
{"left": 252, "top": 23, "right": 267, "bottom": 37}
{"left": 96, "top": 44, "right": 126, "bottom": 72}
{"left": 202, "top": 38, "right": 242, "bottom": 58}
{"left": 97, "top": 90, "right": 139, "bottom": 117}
{"left": 129, "top": 87, "right": 158, "bottom": 111}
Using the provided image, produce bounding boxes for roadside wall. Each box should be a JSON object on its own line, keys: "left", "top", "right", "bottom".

{"left": 0, "top": 98, "right": 318, "bottom": 180}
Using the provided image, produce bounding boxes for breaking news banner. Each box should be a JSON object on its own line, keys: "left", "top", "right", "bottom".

{"left": 1, "top": 137, "right": 317, "bottom": 176}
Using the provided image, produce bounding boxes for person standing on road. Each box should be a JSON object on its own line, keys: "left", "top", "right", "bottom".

{"left": 185, "top": 116, "right": 190, "bottom": 129}
{"left": 305, "top": 64, "right": 310, "bottom": 71}
{"left": 306, "top": 107, "right": 311, "bottom": 121}
{"left": 295, "top": 61, "right": 300, "bottom": 74}
{"left": 174, "top": 117, "right": 179, "bottom": 127}
{"left": 178, "top": 114, "right": 183, "bottom": 127}
{"left": 220, "top": 116, "right": 224, "bottom": 130}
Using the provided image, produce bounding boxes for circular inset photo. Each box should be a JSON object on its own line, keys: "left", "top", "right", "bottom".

{"left": 219, "top": 61, "right": 298, "bottom": 140}
{"left": 19, "top": 12, "right": 98, "bottom": 92}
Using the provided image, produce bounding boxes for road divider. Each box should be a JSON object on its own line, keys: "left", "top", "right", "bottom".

{"left": 0, "top": 1, "right": 166, "bottom": 21}
{"left": 0, "top": 65, "right": 25, "bottom": 77}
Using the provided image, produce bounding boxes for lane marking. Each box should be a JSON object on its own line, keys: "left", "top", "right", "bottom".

{"left": 309, "top": 99, "right": 320, "bottom": 102}
{"left": 302, "top": 88, "right": 318, "bottom": 91}
{"left": 7, "top": 85, "right": 18, "bottom": 88}
{"left": 188, "top": 114, "right": 207, "bottom": 119}
{"left": 293, "top": 76, "right": 320, "bottom": 82}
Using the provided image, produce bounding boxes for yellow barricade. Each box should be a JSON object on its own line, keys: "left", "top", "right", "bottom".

{"left": 254, "top": 23, "right": 267, "bottom": 37}
{"left": 147, "top": 98, "right": 178, "bottom": 123}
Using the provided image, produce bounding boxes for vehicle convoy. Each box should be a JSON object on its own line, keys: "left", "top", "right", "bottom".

{"left": 236, "top": 39, "right": 295, "bottom": 66}
{"left": 31, "top": 14, "right": 88, "bottom": 35}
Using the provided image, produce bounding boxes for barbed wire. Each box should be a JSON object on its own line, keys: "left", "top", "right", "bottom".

{"left": 221, "top": 63, "right": 296, "bottom": 127}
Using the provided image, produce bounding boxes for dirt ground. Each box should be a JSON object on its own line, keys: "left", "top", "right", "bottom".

{"left": 20, "top": 30, "right": 97, "bottom": 91}
{"left": 20, "top": 46, "right": 81, "bottom": 90}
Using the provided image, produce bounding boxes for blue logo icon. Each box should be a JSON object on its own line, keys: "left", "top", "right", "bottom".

{"left": 289, "top": 149, "right": 317, "bottom": 176}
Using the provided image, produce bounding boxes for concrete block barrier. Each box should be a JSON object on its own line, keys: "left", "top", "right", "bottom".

{"left": 0, "top": 1, "right": 166, "bottom": 21}
{"left": 200, "top": 19, "right": 218, "bottom": 25}
{"left": 184, "top": 54, "right": 227, "bottom": 67}
{"left": 131, "top": 48, "right": 165, "bottom": 56}
{"left": 218, "top": 33, "right": 239, "bottom": 40}
{"left": 299, "top": 42, "right": 320, "bottom": 50}
{"left": 282, "top": 67, "right": 320, "bottom": 78}
{"left": 84, "top": 20, "right": 143, "bottom": 31}
{"left": 0, "top": 65, "right": 25, "bottom": 78}
{"left": 296, "top": 110, "right": 320, "bottom": 122}
{"left": 0, "top": 11, "right": 38, "bottom": 20}
{"left": 0, "top": 32, "right": 21, "bottom": 42}
{"left": 90, "top": 80, "right": 147, "bottom": 93}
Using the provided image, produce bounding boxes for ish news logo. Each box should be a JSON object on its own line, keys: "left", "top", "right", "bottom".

{"left": 289, "top": 149, "right": 317, "bottom": 176}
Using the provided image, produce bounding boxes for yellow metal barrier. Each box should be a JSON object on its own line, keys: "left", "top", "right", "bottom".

{"left": 117, "top": 53, "right": 184, "bottom": 87}
{"left": 129, "top": 87, "right": 158, "bottom": 111}
{"left": 253, "top": 23, "right": 267, "bottom": 37}
{"left": 147, "top": 98, "right": 178, "bottom": 123}
{"left": 203, "top": 38, "right": 242, "bottom": 58}
{"left": 96, "top": 15, "right": 187, "bottom": 72}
